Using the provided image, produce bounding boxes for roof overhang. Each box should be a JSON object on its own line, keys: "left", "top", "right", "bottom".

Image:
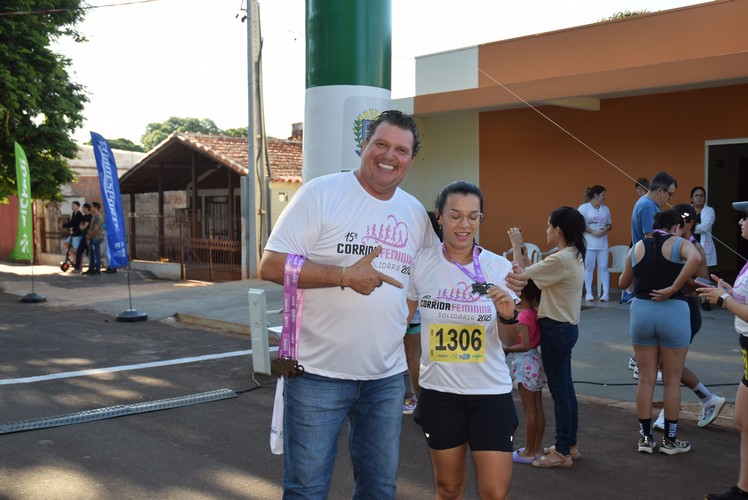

{"left": 412, "top": 0, "right": 748, "bottom": 116}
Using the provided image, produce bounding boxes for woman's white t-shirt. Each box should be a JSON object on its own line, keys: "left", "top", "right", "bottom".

{"left": 408, "top": 245, "right": 517, "bottom": 395}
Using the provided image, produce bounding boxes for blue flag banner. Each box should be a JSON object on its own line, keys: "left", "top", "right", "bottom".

{"left": 10, "top": 142, "right": 33, "bottom": 261}
{"left": 90, "top": 132, "right": 129, "bottom": 269}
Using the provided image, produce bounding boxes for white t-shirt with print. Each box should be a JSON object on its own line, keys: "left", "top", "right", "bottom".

{"left": 578, "top": 202, "right": 612, "bottom": 250}
{"left": 408, "top": 245, "right": 518, "bottom": 395}
{"left": 265, "top": 171, "right": 437, "bottom": 379}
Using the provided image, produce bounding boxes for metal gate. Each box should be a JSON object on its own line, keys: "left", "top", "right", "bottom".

{"left": 38, "top": 215, "right": 242, "bottom": 282}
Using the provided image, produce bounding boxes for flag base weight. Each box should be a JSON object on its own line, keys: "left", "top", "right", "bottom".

{"left": 19, "top": 293, "right": 47, "bottom": 303}
{"left": 116, "top": 309, "right": 148, "bottom": 322}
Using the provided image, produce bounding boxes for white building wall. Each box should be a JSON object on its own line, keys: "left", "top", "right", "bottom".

{"left": 415, "top": 47, "right": 478, "bottom": 95}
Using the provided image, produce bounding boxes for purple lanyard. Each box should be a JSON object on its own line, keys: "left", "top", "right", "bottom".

{"left": 736, "top": 262, "right": 748, "bottom": 285}
{"left": 442, "top": 244, "right": 486, "bottom": 284}
{"left": 280, "top": 254, "right": 305, "bottom": 360}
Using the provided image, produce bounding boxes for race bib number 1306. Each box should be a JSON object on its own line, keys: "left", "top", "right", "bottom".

{"left": 429, "top": 323, "right": 486, "bottom": 363}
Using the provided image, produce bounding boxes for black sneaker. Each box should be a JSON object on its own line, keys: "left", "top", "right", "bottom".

{"left": 659, "top": 437, "right": 691, "bottom": 455}
{"left": 706, "top": 486, "right": 748, "bottom": 499}
{"left": 104, "top": 268, "right": 118, "bottom": 274}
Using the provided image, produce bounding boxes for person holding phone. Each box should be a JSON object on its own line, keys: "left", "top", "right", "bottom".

{"left": 699, "top": 200, "right": 748, "bottom": 500}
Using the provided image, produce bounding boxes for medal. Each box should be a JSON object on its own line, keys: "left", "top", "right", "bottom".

{"left": 271, "top": 357, "right": 305, "bottom": 377}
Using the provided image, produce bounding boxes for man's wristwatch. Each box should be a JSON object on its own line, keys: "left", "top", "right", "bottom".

{"left": 717, "top": 293, "right": 730, "bottom": 308}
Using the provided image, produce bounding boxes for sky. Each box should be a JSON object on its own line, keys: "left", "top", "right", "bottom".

{"left": 52, "top": 0, "right": 707, "bottom": 145}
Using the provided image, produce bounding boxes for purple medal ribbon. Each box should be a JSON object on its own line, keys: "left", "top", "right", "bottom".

{"left": 280, "top": 254, "right": 305, "bottom": 360}
{"left": 737, "top": 262, "right": 748, "bottom": 284}
{"left": 442, "top": 243, "right": 486, "bottom": 285}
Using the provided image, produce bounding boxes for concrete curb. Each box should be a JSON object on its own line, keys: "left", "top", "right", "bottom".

{"left": 577, "top": 393, "right": 736, "bottom": 431}
{"left": 172, "top": 313, "right": 250, "bottom": 335}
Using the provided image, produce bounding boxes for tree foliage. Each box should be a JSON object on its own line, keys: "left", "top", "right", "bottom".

{"left": 223, "top": 127, "right": 249, "bottom": 137}
{"left": 0, "top": 0, "right": 88, "bottom": 202}
{"left": 100, "top": 138, "right": 144, "bottom": 152}
{"left": 601, "top": 10, "right": 650, "bottom": 21}
{"left": 140, "top": 117, "right": 223, "bottom": 151}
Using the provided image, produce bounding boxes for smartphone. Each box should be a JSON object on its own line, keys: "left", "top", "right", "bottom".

{"left": 695, "top": 277, "right": 717, "bottom": 288}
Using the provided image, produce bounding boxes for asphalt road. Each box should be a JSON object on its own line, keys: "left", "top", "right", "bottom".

{"left": 0, "top": 264, "right": 743, "bottom": 499}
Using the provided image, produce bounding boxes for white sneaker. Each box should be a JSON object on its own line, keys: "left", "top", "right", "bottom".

{"left": 698, "top": 395, "right": 726, "bottom": 428}
{"left": 585, "top": 293, "right": 594, "bottom": 301}
{"left": 653, "top": 409, "right": 665, "bottom": 431}
{"left": 600, "top": 293, "right": 609, "bottom": 302}
{"left": 628, "top": 356, "right": 637, "bottom": 370}
{"left": 633, "top": 368, "right": 662, "bottom": 382}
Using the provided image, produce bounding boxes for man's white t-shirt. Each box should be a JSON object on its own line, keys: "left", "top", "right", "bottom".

{"left": 265, "top": 171, "right": 437, "bottom": 379}
{"left": 408, "top": 245, "right": 517, "bottom": 395}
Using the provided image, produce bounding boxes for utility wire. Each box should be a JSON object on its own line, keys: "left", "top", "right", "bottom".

{"left": 0, "top": 0, "right": 158, "bottom": 16}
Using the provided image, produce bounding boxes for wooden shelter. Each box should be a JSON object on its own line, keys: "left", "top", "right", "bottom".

{"left": 118, "top": 132, "right": 301, "bottom": 281}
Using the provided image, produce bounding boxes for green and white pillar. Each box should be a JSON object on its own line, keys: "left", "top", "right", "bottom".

{"left": 303, "top": 0, "right": 391, "bottom": 181}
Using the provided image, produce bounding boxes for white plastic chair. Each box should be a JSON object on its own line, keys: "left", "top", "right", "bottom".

{"left": 540, "top": 246, "right": 558, "bottom": 260}
{"left": 598, "top": 245, "right": 630, "bottom": 297}
{"left": 524, "top": 243, "right": 541, "bottom": 264}
{"left": 503, "top": 243, "right": 541, "bottom": 264}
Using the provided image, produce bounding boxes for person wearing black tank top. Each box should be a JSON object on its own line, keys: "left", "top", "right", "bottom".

{"left": 619, "top": 209, "right": 702, "bottom": 455}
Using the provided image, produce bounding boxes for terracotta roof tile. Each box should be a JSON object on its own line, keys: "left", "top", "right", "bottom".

{"left": 182, "top": 133, "right": 302, "bottom": 182}
{"left": 267, "top": 139, "right": 303, "bottom": 182}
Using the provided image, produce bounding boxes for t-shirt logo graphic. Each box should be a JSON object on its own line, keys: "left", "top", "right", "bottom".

{"left": 362, "top": 215, "right": 409, "bottom": 249}
{"left": 437, "top": 281, "right": 482, "bottom": 304}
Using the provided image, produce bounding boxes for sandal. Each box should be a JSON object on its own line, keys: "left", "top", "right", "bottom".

{"left": 543, "top": 445, "right": 581, "bottom": 461}
{"left": 532, "top": 449, "right": 573, "bottom": 468}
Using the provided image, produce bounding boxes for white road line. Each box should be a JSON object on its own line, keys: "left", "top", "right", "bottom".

{"left": 0, "top": 347, "right": 279, "bottom": 385}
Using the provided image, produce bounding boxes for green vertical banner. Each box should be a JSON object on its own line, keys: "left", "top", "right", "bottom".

{"left": 11, "top": 142, "right": 33, "bottom": 261}
{"left": 303, "top": 0, "right": 392, "bottom": 181}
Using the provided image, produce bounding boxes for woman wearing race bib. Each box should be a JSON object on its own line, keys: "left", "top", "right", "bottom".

{"left": 407, "top": 181, "right": 520, "bottom": 499}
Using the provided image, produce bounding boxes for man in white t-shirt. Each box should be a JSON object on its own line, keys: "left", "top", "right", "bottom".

{"left": 259, "top": 111, "right": 436, "bottom": 499}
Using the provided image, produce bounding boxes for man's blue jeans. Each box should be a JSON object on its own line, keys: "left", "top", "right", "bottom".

{"left": 88, "top": 239, "right": 101, "bottom": 271}
{"left": 282, "top": 372, "right": 404, "bottom": 500}
{"left": 538, "top": 318, "right": 579, "bottom": 456}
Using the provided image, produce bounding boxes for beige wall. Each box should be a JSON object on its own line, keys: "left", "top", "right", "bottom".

{"left": 401, "top": 112, "right": 480, "bottom": 225}
{"left": 268, "top": 181, "right": 300, "bottom": 230}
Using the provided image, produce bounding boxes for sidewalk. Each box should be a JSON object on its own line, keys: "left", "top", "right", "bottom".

{"left": 0, "top": 262, "right": 743, "bottom": 499}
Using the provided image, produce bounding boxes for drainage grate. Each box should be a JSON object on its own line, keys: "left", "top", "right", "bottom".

{"left": 0, "top": 388, "right": 237, "bottom": 434}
